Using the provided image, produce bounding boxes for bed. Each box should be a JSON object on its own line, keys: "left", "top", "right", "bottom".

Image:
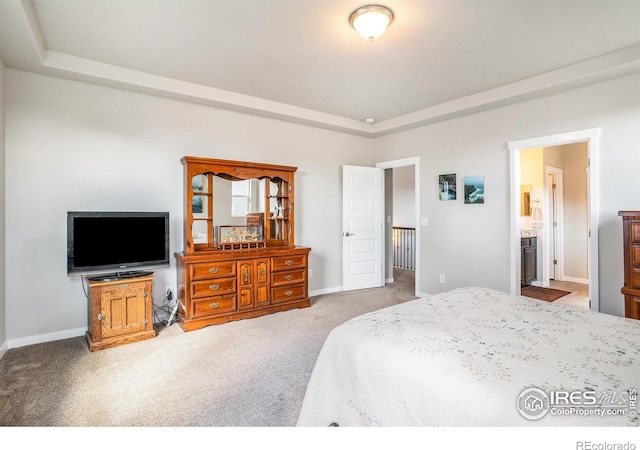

{"left": 296, "top": 287, "right": 639, "bottom": 426}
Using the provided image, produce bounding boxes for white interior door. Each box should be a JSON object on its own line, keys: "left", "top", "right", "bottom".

{"left": 343, "top": 165, "right": 384, "bottom": 291}
{"left": 548, "top": 173, "right": 558, "bottom": 280}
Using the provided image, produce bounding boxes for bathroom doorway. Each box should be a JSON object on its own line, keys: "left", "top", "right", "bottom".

{"left": 509, "top": 129, "right": 599, "bottom": 312}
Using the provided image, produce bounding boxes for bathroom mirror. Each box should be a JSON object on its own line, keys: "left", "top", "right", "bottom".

{"left": 520, "top": 185, "right": 531, "bottom": 216}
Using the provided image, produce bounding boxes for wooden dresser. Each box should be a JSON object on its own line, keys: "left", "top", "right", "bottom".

{"left": 619, "top": 211, "right": 640, "bottom": 320}
{"left": 175, "top": 157, "right": 311, "bottom": 331}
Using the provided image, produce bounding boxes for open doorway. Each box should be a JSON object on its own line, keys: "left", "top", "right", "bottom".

{"left": 519, "top": 144, "right": 589, "bottom": 309}
{"left": 389, "top": 165, "right": 416, "bottom": 293}
{"left": 376, "top": 157, "right": 421, "bottom": 298}
{"left": 509, "top": 129, "right": 600, "bottom": 312}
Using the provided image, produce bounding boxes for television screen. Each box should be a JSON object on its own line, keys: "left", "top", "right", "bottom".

{"left": 67, "top": 211, "right": 170, "bottom": 277}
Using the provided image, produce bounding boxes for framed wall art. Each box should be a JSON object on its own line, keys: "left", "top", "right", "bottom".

{"left": 438, "top": 173, "right": 457, "bottom": 200}
{"left": 464, "top": 176, "right": 485, "bottom": 204}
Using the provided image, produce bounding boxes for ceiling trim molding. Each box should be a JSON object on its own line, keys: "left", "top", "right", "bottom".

{"left": 41, "top": 50, "right": 375, "bottom": 137}
{"left": 370, "top": 43, "right": 640, "bottom": 137}
{"left": 20, "top": 0, "right": 46, "bottom": 63}
{"left": 16, "top": 2, "right": 640, "bottom": 138}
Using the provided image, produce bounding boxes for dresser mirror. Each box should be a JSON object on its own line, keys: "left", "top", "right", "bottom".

{"left": 520, "top": 185, "right": 531, "bottom": 216}
{"left": 182, "top": 157, "right": 294, "bottom": 253}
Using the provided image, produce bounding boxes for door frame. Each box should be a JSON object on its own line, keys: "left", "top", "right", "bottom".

{"left": 376, "top": 157, "right": 421, "bottom": 298}
{"left": 508, "top": 128, "right": 600, "bottom": 312}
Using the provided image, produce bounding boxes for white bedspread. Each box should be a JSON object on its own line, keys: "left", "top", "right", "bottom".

{"left": 297, "top": 287, "right": 640, "bottom": 426}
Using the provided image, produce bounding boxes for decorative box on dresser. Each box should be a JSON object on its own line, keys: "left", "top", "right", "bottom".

{"left": 619, "top": 211, "right": 640, "bottom": 320}
{"left": 175, "top": 157, "right": 311, "bottom": 331}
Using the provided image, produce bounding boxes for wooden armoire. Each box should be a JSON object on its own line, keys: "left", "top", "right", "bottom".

{"left": 619, "top": 211, "right": 640, "bottom": 320}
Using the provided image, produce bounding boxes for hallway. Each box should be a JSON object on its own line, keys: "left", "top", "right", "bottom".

{"left": 549, "top": 280, "right": 589, "bottom": 309}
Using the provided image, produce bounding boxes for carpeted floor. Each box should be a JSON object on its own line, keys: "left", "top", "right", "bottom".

{"left": 520, "top": 285, "right": 571, "bottom": 302}
{"left": 0, "top": 269, "right": 417, "bottom": 427}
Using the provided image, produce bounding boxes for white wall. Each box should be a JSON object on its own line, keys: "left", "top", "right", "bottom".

{"left": 374, "top": 72, "right": 640, "bottom": 317}
{"left": 5, "top": 69, "right": 375, "bottom": 344}
{"left": 0, "top": 59, "right": 6, "bottom": 357}
{"left": 519, "top": 148, "right": 543, "bottom": 230}
{"left": 544, "top": 143, "right": 589, "bottom": 281}
{"left": 5, "top": 69, "right": 640, "bottom": 346}
{"left": 392, "top": 166, "right": 415, "bottom": 228}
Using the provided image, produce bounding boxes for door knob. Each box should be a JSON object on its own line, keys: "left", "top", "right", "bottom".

{"left": 344, "top": 232, "right": 355, "bottom": 237}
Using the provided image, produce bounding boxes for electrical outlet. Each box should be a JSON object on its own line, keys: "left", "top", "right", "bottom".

{"left": 166, "top": 286, "right": 173, "bottom": 301}
{"left": 439, "top": 274, "right": 445, "bottom": 283}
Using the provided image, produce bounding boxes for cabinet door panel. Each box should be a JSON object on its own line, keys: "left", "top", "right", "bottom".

{"left": 256, "top": 286, "right": 270, "bottom": 306}
{"left": 239, "top": 288, "right": 254, "bottom": 310}
{"left": 239, "top": 262, "right": 253, "bottom": 287}
{"left": 256, "top": 260, "right": 269, "bottom": 283}
{"left": 101, "top": 286, "right": 147, "bottom": 338}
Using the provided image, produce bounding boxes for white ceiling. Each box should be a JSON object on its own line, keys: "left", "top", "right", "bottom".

{"left": 1, "top": 0, "right": 639, "bottom": 136}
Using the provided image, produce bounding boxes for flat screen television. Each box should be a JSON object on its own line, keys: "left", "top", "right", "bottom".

{"left": 67, "top": 211, "right": 170, "bottom": 280}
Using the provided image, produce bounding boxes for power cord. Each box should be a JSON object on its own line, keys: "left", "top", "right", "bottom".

{"left": 153, "top": 289, "right": 179, "bottom": 326}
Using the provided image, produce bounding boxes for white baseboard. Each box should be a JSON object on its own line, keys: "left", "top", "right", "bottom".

{"left": 5, "top": 283, "right": 424, "bottom": 350}
{"left": 7, "top": 327, "right": 86, "bottom": 350}
{"left": 386, "top": 277, "right": 395, "bottom": 284}
{"left": 0, "top": 339, "right": 8, "bottom": 361}
{"left": 562, "top": 276, "right": 589, "bottom": 284}
{"left": 309, "top": 286, "right": 342, "bottom": 297}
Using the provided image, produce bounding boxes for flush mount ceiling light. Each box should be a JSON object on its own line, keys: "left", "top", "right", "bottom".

{"left": 349, "top": 5, "right": 394, "bottom": 41}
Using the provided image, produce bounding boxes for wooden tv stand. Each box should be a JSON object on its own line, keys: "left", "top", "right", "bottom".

{"left": 86, "top": 274, "right": 156, "bottom": 351}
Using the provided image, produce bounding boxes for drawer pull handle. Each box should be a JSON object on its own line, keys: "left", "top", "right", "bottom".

{"left": 209, "top": 267, "right": 220, "bottom": 274}
{"left": 285, "top": 260, "right": 293, "bottom": 266}
{"left": 209, "top": 302, "right": 220, "bottom": 309}
{"left": 261, "top": 267, "right": 266, "bottom": 276}
{"left": 209, "top": 284, "right": 220, "bottom": 291}
{"left": 285, "top": 274, "right": 293, "bottom": 281}
{"left": 285, "top": 290, "right": 293, "bottom": 297}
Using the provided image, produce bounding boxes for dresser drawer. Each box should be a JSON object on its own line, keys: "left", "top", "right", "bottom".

{"left": 631, "top": 268, "right": 640, "bottom": 289}
{"left": 272, "top": 269, "right": 306, "bottom": 287}
{"left": 192, "top": 294, "right": 237, "bottom": 318}
{"left": 271, "top": 255, "right": 307, "bottom": 272}
{"left": 632, "top": 245, "right": 640, "bottom": 266}
{"left": 189, "top": 261, "right": 236, "bottom": 280}
{"left": 271, "top": 284, "right": 306, "bottom": 304}
{"left": 624, "top": 295, "right": 640, "bottom": 320}
{"left": 632, "top": 222, "right": 640, "bottom": 243}
{"left": 191, "top": 277, "right": 236, "bottom": 298}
